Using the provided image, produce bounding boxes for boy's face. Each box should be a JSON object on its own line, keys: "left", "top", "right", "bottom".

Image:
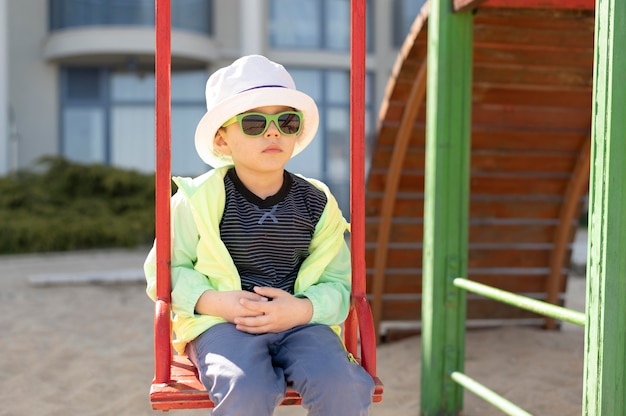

{"left": 214, "top": 105, "right": 299, "bottom": 174}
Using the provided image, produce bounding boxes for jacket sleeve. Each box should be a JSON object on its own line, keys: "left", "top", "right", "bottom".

{"left": 144, "top": 191, "right": 215, "bottom": 318}
{"left": 299, "top": 241, "right": 352, "bottom": 325}
{"left": 295, "top": 187, "right": 352, "bottom": 326}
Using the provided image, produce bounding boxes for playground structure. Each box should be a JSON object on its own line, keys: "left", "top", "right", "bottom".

{"left": 368, "top": 3, "right": 594, "bottom": 341}
{"left": 149, "top": 0, "right": 625, "bottom": 414}
{"left": 406, "top": 0, "right": 624, "bottom": 414}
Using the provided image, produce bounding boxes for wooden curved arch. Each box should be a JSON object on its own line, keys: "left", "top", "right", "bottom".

{"left": 368, "top": 9, "right": 429, "bottom": 342}
{"left": 370, "top": 62, "right": 427, "bottom": 342}
{"left": 545, "top": 133, "right": 590, "bottom": 329}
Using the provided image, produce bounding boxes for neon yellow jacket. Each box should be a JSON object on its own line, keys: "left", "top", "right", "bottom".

{"left": 144, "top": 166, "right": 351, "bottom": 355}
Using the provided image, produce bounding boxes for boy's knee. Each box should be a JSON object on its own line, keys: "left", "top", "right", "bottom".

{"left": 300, "top": 370, "right": 374, "bottom": 416}
{"left": 211, "top": 373, "right": 284, "bottom": 416}
{"left": 304, "top": 363, "right": 374, "bottom": 400}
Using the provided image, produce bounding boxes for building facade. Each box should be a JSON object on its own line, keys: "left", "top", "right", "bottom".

{"left": 1, "top": 0, "right": 425, "bottom": 212}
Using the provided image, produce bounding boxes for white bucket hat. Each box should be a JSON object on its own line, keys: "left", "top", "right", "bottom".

{"left": 194, "top": 55, "right": 320, "bottom": 168}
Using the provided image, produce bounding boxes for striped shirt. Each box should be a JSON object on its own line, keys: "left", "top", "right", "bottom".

{"left": 220, "top": 168, "right": 327, "bottom": 294}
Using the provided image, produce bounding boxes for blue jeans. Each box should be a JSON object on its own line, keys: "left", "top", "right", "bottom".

{"left": 187, "top": 323, "right": 375, "bottom": 416}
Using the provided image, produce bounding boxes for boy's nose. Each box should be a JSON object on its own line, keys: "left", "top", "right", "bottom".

{"left": 264, "top": 121, "right": 281, "bottom": 137}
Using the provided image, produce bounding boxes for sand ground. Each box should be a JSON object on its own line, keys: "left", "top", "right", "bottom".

{"left": 0, "top": 230, "right": 587, "bottom": 416}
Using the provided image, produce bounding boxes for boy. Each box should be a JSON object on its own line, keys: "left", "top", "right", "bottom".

{"left": 145, "top": 55, "right": 374, "bottom": 415}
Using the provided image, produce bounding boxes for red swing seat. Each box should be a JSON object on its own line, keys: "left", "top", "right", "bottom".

{"left": 149, "top": 297, "right": 384, "bottom": 410}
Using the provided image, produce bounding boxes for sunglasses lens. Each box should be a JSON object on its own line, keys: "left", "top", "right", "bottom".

{"left": 238, "top": 112, "right": 303, "bottom": 136}
{"left": 277, "top": 112, "right": 301, "bottom": 135}
{"left": 240, "top": 114, "right": 268, "bottom": 136}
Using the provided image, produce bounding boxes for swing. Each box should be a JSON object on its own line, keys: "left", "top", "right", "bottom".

{"left": 149, "top": 0, "right": 383, "bottom": 410}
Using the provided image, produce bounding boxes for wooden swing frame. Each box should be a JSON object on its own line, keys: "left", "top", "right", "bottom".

{"left": 150, "top": 0, "right": 383, "bottom": 410}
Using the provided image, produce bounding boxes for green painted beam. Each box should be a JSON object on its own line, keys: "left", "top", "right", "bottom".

{"left": 454, "top": 278, "right": 586, "bottom": 327}
{"left": 420, "top": 1, "right": 473, "bottom": 414}
{"left": 450, "top": 372, "right": 532, "bottom": 416}
{"left": 583, "top": 0, "right": 626, "bottom": 414}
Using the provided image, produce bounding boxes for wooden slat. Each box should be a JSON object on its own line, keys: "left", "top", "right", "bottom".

{"left": 479, "top": 0, "right": 595, "bottom": 11}
{"left": 468, "top": 248, "right": 552, "bottom": 268}
{"left": 366, "top": 273, "right": 555, "bottom": 295}
{"left": 469, "top": 175, "right": 570, "bottom": 195}
{"left": 372, "top": 148, "right": 579, "bottom": 173}
{"left": 376, "top": 125, "right": 588, "bottom": 151}
{"left": 474, "top": 9, "right": 595, "bottom": 29}
{"left": 369, "top": 171, "right": 570, "bottom": 195}
{"left": 469, "top": 222, "right": 558, "bottom": 243}
{"left": 366, "top": 195, "right": 426, "bottom": 217}
{"left": 383, "top": 101, "right": 427, "bottom": 122}
{"left": 375, "top": 123, "right": 426, "bottom": 148}
{"left": 473, "top": 64, "right": 593, "bottom": 89}
{"left": 467, "top": 273, "right": 566, "bottom": 292}
{"left": 473, "top": 46, "right": 593, "bottom": 69}
{"left": 473, "top": 23, "right": 594, "bottom": 51}
{"left": 367, "top": 195, "right": 566, "bottom": 219}
{"left": 456, "top": 0, "right": 595, "bottom": 12}
{"left": 380, "top": 297, "right": 559, "bottom": 321}
{"left": 366, "top": 248, "right": 421, "bottom": 270}
{"left": 472, "top": 84, "right": 592, "bottom": 108}
{"left": 468, "top": 196, "right": 564, "bottom": 218}
{"left": 367, "top": 247, "right": 554, "bottom": 270}
{"left": 424, "top": 11, "right": 594, "bottom": 43}
{"left": 370, "top": 147, "right": 425, "bottom": 170}
{"left": 471, "top": 151, "right": 578, "bottom": 173}
{"left": 366, "top": 221, "right": 559, "bottom": 244}
{"left": 471, "top": 128, "right": 588, "bottom": 151}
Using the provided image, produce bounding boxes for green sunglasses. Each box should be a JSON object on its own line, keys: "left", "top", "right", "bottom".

{"left": 222, "top": 111, "right": 303, "bottom": 137}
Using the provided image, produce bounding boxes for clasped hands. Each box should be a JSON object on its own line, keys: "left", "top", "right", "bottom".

{"left": 195, "top": 287, "right": 313, "bottom": 334}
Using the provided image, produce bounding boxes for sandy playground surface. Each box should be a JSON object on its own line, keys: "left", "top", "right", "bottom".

{"left": 0, "top": 239, "right": 587, "bottom": 416}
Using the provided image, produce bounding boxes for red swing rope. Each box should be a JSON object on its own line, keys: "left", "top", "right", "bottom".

{"left": 346, "top": 0, "right": 377, "bottom": 376}
{"left": 350, "top": 0, "right": 366, "bottom": 304}
{"left": 154, "top": 0, "right": 172, "bottom": 385}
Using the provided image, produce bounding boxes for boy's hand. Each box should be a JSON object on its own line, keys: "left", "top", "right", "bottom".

{"left": 234, "top": 287, "right": 313, "bottom": 334}
{"left": 195, "top": 290, "right": 268, "bottom": 323}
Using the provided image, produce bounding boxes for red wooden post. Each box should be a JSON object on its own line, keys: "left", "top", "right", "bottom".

{"left": 350, "top": 0, "right": 366, "bottom": 299}
{"left": 154, "top": 0, "right": 172, "bottom": 385}
{"left": 348, "top": 0, "right": 377, "bottom": 377}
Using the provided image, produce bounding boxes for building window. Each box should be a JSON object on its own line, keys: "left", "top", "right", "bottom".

{"left": 393, "top": 0, "right": 426, "bottom": 47}
{"left": 60, "top": 67, "right": 208, "bottom": 176}
{"left": 49, "top": 0, "right": 213, "bottom": 35}
{"left": 269, "top": 0, "right": 372, "bottom": 51}
{"left": 286, "top": 67, "right": 374, "bottom": 215}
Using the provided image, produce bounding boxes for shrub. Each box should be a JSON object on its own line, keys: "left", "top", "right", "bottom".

{"left": 0, "top": 157, "right": 159, "bottom": 254}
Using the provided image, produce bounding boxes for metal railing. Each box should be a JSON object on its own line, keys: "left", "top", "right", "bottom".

{"left": 450, "top": 278, "right": 585, "bottom": 415}
{"left": 453, "top": 278, "right": 586, "bottom": 327}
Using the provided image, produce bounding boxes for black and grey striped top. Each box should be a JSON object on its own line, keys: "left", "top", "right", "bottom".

{"left": 220, "top": 168, "right": 327, "bottom": 294}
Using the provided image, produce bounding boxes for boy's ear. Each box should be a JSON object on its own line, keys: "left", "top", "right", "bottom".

{"left": 213, "top": 130, "right": 231, "bottom": 155}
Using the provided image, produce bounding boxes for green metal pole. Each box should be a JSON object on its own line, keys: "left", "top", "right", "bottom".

{"left": 420, "top": 1, "right": 473, "bottom": 414}
{"left": 583, "top": 0, "right": 626, "bottom": 414}
{"left": 450, "top": 372, "right": 533, "bottom": 416}
{"left": 453, "top": 278, "right": 586, "bottom": 327}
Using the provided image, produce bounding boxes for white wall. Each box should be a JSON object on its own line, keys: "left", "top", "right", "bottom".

{"left": 240, "top": 0, "right": 263, "bottom": 55}
{"left": 0, "top": 0, "right": 7, "bottom": 175}
{"left": 8, "top": 0, "right": 58, "bottom": 170}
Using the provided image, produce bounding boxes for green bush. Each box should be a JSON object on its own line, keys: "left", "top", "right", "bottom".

{"left": 0, "top": 157, "right": 162, "bottom": 254}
